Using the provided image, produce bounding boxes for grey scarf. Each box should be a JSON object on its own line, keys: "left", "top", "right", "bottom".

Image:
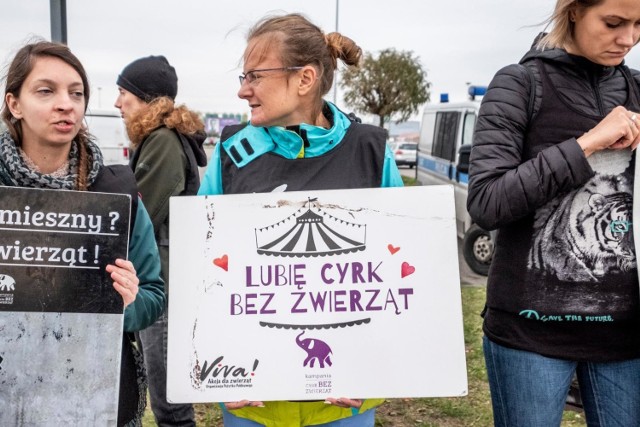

{"left": 0, "top": 131, "right": 103, "bottom": 189}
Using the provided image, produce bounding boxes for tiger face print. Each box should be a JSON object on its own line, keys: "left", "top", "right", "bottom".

{"left": 528, "top": 174, "right": 635, "bottom": 282}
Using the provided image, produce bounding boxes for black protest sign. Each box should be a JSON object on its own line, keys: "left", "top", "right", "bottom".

{"left": 0, "top": 186, "right": 130, "bottom": 314}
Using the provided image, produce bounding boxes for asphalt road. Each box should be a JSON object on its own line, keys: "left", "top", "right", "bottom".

{"left": 457, "top": 238, "right": 488, "bottom": 286}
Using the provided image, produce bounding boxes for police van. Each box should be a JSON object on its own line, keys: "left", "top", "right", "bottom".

{"left": 415, "top": 87, "right": 494, "bottom": 275}
{"left": 84, "top": 109, "right": 130, "bottom": 165}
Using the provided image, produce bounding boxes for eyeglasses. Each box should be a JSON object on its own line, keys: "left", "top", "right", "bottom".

{"left": 238, "top": 66, "right": 303, "bottom": 86}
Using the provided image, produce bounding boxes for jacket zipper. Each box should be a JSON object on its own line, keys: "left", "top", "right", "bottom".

{"left": 591, "top": 73, "right": 605, "bottom": 116}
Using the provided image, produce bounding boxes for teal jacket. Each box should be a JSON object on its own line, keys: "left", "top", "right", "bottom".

{"left": 123, "top": 199, "right": 165, "bottom": 332}
{"left": 196, "top": 103, "right": 401, "bottom": 426}
{"left": 199, "top": 102, "right": 402, "bottom": 195}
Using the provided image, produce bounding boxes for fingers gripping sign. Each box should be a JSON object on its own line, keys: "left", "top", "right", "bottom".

{"left": 223, "top": 400, "right": 265, "bottom": 410}
{"left": 106, "top": 258, "right": 139, "bottom": 307}
{"left": 629, "top": 113, "right": 640, "bottom": 150}
{"left": 578, "top": 106, "right": 640, "bottom": 155}
{"left": 324, "top": 398, "right": 363, "bottom": 409}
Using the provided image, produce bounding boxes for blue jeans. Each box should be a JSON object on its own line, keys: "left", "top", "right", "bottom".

{"left": 220, "top": 406, "right": 376, "bottom": 427}
{"left": 136, "top": 312, "right": 195, "bottom": 427}
{"left": 483, "top": 336, "right": 640, "bottom": 427}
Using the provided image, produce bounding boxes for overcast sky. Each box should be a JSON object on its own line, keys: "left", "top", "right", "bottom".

{"left": 2, "top": 0, "right": 640, "bottom": 120}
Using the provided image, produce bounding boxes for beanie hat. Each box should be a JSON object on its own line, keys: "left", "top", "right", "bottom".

{"left": 116, "top": 55, "right": 178, "bottom": 102}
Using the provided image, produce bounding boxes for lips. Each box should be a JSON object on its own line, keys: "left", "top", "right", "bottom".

{"left": 53, "top": 119, "right": 75, "bottom": 132}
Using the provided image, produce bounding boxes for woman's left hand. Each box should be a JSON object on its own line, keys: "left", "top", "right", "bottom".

{"left": 106, "top": 258, "right": 139, "bottom": 307}
{"left": 324, "top": 398, "right": 363, "bottom": 409}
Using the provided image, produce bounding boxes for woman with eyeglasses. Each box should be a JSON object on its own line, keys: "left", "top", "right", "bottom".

{"left": 467, "top": 0, "right": 640, "bottom": 425}
{"left": 198, "top": 12, "right": 402, "bottom": 427}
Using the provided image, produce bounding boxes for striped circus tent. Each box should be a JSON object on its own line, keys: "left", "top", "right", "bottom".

{"left": 255, "top": 199, "right": 366, "bottom": 257}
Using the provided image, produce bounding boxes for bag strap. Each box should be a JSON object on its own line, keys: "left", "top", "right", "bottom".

{"left": 174, "top": 130, "right": 201, "bottom": 195}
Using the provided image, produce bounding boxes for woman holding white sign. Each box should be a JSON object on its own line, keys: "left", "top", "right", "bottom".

{"left": 0, "top": 40, "right": 165, "bottom": 426}
{"left": 198, "top": 13, "right": 402, "bottom": 427}
{"left": 468, "top": 0, "right": 640, "bottom": 425}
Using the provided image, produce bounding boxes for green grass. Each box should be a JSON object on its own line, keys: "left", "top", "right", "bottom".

{"left": 143, "top": 286, "right": 587, "bottom": 427}
{"left": 401, "top": 175, "right": 417, "bottom": 186}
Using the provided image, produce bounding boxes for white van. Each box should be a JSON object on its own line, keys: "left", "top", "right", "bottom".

{"left": 416, "top": 89, "right": 493, "bottom": 275}
{"left": 84, "top": 109, "right": 130, "bottom": 165}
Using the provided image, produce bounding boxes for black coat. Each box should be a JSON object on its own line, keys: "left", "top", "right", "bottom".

{"left": 467, "top": 40, "right": 640, "bottom": 230}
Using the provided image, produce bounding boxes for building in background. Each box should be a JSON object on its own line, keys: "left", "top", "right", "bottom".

{"left": 203, "top": 113, "right": 247, "bottom": 141}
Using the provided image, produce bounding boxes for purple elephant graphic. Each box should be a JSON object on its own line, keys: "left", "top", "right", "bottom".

{"left": 296, "top": 331, "right": 333, "bottom": 368}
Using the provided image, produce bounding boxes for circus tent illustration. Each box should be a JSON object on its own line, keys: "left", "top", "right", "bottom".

{"left": 255, "top": 198, "right": 366, "bottom": 257}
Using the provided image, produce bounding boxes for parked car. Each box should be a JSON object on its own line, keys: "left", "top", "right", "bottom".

{"left": 84, "top": 109, "right": 130, "bottom": 165}
{"left": 392, "top": 142, "right": 417, "bottom": 168}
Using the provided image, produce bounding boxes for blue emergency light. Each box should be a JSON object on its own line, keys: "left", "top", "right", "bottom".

{"left": 468, "top": 85, "right": 487, "bottom": 100}
{"left": 440, "top": 93, "right": 449, "bottom": 103}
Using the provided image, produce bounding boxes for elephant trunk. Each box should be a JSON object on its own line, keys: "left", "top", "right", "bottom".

{"left": 296, "top": 331, "right": 306, "bottom": 346}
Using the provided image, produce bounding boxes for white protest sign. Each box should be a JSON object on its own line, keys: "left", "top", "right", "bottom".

{"left": 167, "top": 186, "right": 467, "bottom": 402}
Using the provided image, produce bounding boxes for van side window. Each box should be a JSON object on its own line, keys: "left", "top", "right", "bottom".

{"left": 462, "top": 112, "right": 476, "bottom": 145}
{"left": 462, "top": 112, "right": 476, "bottom": 147}
{"left": 432, "top": 111, "right": 460, "bottom": 162}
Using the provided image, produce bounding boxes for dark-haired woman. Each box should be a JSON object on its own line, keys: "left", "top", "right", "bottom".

{"left": 1, "top": 41, "right": 165, "bottom": 426}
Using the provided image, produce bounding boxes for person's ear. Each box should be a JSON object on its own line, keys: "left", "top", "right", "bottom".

{"left": 569, "top": 6, "right": 578, "bottom": 23}
{"left": 5, "top": 93, "right": 22, "bottom": 119}
{"left": 297, "top": 65, "right": 318, "bottom": 96}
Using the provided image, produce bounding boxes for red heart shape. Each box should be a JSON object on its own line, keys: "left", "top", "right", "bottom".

{"left": 213, "top": 255, "right": 228, "bottom": 271}
{"left": 387, "top": 244, "right": 400, "bottom": 255}
{"left": 401, "top": 262, "right": 415, "bottom": 278}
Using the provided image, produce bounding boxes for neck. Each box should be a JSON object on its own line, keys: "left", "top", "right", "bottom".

{"left": 313, "top": 112, "right": 330, "bottom": 129}
{"left": 313, "top": 103, "right": 332, "bottom": 129}
{"left": 21, "top": 142, "right": 72, "bottom": 174}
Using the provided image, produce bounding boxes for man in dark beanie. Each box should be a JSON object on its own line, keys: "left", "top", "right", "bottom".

{"left": 115, "top": 56, "right": 206, "bottom": 427}
{"left": 117, "top": 55, "right": 178, "bottom": 102}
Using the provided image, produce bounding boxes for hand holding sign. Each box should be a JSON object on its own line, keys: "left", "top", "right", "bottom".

{"left": 224, "top": 400, "right": 265, "bottom": 410}
{"left": 106, "top": 259, "right": 139, "bottom": 307}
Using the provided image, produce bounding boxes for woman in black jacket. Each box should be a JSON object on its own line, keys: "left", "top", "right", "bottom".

{"left": 467, "top": 0, "right": 640, "bottom": 425}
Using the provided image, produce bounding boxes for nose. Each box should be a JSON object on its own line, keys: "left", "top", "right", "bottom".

{"left": 238, "top": 80, "right": 251, "bottom": 100}
{"left": 618, "top": 26, "right": 638, "bottom": 48}
{"left": 114, "top": 94, "right": 121, "bottom": 109}
{"left": 54, "top": 92, "right": 75, "bottom": 111}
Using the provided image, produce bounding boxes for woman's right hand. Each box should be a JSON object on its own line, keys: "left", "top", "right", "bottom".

{"left": 224, "top": 400, "right": 264, "bottom": 410}
{"left": 577, "top": 106, "right": 640, "bottom": 157}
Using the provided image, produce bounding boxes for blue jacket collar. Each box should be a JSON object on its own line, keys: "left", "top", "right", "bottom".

{"left": 222, "top": 102, "right": 352, "bottom": 167}
{"left": 266, "top": 102, "right": 351, "bottom": 158}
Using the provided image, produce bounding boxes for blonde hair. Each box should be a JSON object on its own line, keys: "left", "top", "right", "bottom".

{"left": 536, "top": 0, "right": 604, "bottom": 50}
{"left": 125, "top": 97, "right": 203, "bottom": 147}
{"left": 246, "top": 13, "right": 362, "bottom": 102}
